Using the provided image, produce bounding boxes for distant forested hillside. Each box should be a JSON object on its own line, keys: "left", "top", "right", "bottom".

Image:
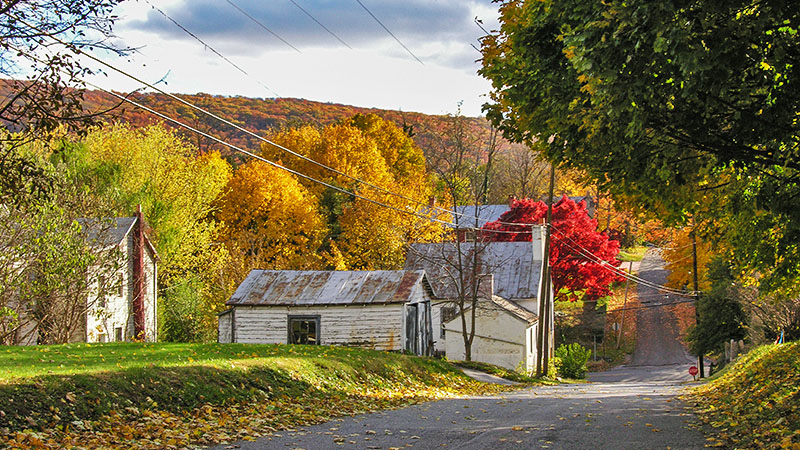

{"left": 0, "top": 80, "right": 493, "bottom": 164}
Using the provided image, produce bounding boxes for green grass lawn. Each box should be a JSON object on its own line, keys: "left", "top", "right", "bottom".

{"left": 1, "top": 342, "right": 511, "bottom": 449}
{"left": 1, "top": 342, "right": 319, "bottom": 379}
{"left": 617, "top": 245, "right": 648, "bottom": 262}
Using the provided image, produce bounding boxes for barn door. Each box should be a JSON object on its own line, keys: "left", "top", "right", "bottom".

{"left": 405, "top": 304, "right": 418, "bottom": 355}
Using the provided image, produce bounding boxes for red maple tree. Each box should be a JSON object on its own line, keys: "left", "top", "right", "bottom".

{"left": 482, "top": 196, "right": 623, "bottom": 301}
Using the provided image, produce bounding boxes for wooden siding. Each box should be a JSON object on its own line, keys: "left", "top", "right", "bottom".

{"left": 218, "top": 310, "right": 232, "bottom": 343}
{"left": 232, "top": 304, "right": 406, "bottom": 351}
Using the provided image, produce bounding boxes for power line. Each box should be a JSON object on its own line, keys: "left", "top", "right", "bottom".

{"left": 142, "top": 0, "right": 280, "bottom": 97}
{"left": 224, "top": 0, "right": 302, "bottom": 54}
{"left": 354, "top": 0, "right": 424, "bottom": 65}
{"left": 16, "top": 13, "right": 529, "bottom": 233}
{"left": 549, "top": 228, "right": 694, "bottom": 295}
{"left": 557, "top": 297, "right": 696, "bottom": 317}
{"left": 288, "top": 0, "right": 352, "bottom": 49}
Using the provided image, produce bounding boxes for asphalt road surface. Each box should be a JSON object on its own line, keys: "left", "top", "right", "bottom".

{"left": 211, "top": 249, "right": 706, "bottom": 449}
{"left": 630, "top": 249, "right": 696, "bottom": 367}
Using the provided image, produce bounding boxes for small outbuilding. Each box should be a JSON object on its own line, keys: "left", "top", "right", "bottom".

{"left": 218, "top": 270, "right": 435, "bottom": 356}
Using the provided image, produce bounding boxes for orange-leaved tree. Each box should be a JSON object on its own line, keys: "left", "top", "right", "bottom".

{"left": 264, "top": 114, "right": 441, "bottom": 269}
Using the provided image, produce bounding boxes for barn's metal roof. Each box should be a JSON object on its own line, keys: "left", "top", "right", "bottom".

{"left": 452, "top": 204, "right": 512, "bottom": 228}
{"left": 404, "top": 241, "right": 543, "bottom": 300}
{"left": 226, "top": 270, "right": 433, "bottom": 307}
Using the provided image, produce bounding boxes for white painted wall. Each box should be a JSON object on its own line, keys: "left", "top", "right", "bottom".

{"left": 218, "top": 310, "right": 232, "bottom": 344}
{"left": 230, "top": 304, "right": 406, "bottom": 351}
{"left": 444, "top": 301, "right": 536, "bottom": 373}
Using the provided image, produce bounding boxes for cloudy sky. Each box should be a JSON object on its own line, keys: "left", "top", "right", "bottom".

{"left": 82, "top": 0, "right": 501, "bottom": 116}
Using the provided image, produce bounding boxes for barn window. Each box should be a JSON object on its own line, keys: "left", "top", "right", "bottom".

{"left": 288, "top": 316, "right": 320, "bottom": 345}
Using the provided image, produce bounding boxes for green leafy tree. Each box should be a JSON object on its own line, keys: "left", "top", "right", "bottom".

{"left": 480, "top": 0, "right": 800, "bottom": 293}
{"left": 688, "top": 257, "right": 747, "bottom": 357}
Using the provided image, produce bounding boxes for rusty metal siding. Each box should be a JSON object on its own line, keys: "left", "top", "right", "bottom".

{"left": 227, "top": 270, "right": 429, "bottom": 307}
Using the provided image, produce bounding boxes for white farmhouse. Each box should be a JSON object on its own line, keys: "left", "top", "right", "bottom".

{"left": 11, "top": 207, "right": 158, "bottom": 345}
{"left": 218, "top": 270, "right": 435, "bottom": 356}
{"left": 83, "top": 208, "right": 158, "bottom": 343}
{"left": 404, "top": 233, "right": 553, "bottom": 373}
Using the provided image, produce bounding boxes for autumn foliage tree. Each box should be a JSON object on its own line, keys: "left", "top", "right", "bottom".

{"left": 263, "top": 114, "right": 440, "bottom": 269}
{"left": 482, "top": 196, "right": 623, "bottom": 301}
{"left": 216, "top": 160, "right": 326, "bottom": 278}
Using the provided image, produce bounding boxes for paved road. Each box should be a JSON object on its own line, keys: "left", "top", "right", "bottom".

{"left": 631, "top": 249, "right": 695, "bottom": 367}
{"left": 212, "top": 365, "right": 704, "bottom": 450}
{"left": 211, "top": 248, "right": 707, "bottom": 450}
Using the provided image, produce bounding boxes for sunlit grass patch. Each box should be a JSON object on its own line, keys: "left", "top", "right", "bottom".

{"left": 0, "top": 343, "right": 509, "bottom": 449}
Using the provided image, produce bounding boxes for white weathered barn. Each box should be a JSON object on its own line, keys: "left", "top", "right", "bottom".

{"left": 218, "top": 270, "right": 434, "bottom": 356}
{"left": 404, "top": 232, "right": 553, "bottom": 373}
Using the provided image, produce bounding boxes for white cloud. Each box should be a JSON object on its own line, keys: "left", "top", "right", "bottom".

{"left": 87, "top": 0, "right": 499, "bottom": 116}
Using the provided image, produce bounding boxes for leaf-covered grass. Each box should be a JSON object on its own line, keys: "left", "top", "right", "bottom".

{"left": 0, "top": 343, "right": 510, "bottom": 449}
{"left": 685, "top": 342, "right": 800, "bottom": 449}
{"left": 617, "top": 245, "right": 647, "bottom": 262}
{"left": 454, "top": 360, "right": 558, "bottom": 384}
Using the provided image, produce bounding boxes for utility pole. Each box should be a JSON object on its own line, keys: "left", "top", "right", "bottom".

{"left": 691, "top": 218, "right": 704, "bottom": 378}
{"left": 616, "top": 260, "right": 633, "bottom": 349}
{"left": 536, "top": 164, "right": 555, "bottom": 377}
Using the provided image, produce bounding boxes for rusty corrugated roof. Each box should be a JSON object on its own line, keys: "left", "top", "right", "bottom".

{"left": 226, "top": 270, "right": 432, "bottom": 306}
{"left": 404, "top": 241, "right": 543, "bottom": 300}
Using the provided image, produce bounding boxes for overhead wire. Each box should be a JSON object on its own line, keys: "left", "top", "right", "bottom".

{"left": 549, "top": 225, "right": 694, "bottom": 294}
{"left": 14, "top": 16, "right": 693, "bottom": 291}
{"left": 354, "top": 0, "right": 424, "bottom": 65}
{"left": 224, "top": 0, "right": 303, "bottom": 54}
{"left": 142, "top": 0, "right": 280, "bottom": 96}
{"left": 287, "top": 0, "right": 351, "bottom": 49}
{"left": 15, "top": 12, "right": 530, "bottom": 232}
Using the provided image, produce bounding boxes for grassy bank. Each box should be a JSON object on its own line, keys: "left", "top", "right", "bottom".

{"left": 1, "top": 343, "right": 511, "bottom": 449}
{"left": 685, "top": 342, "right": 800, "bottom": 449}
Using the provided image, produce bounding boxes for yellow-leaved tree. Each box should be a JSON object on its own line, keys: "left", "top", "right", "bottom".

{"left": 216, "top": 159, "right": 326, "bottom": 281}
{"left": 663, "top": 227, "right": 714, "bottom": 291}
{"left": 264, "top": 114, "right": 442, "bottom": 269}
{"left": 82, "top": 123, "right": 233, "bottom": 341}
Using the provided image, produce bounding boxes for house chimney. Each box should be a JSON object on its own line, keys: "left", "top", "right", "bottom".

{"left": 132, "top": 205, "right": 146, "bottom": 340}
{"left": 477, "top": 274, "right": 494, "bottom": 300}
{"left": 507, "top": 194, "right": 517, "bottom": 208}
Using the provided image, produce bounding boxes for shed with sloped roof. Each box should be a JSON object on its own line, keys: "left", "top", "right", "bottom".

{"left": 218, "top": 270, "right": 435, "bottom": 356}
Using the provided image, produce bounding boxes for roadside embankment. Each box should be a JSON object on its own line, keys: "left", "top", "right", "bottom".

{"left": 686, "top": 341, "right": 800, "bottom": 449}
{"left": 0, "top": 342, "right": 509, "bottom": 449}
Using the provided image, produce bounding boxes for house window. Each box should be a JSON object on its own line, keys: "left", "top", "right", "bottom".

{"left": 288, "top": 316, "right": 320, "bottom": 345}
{"left": 118, "top": 273, "right": 124, "bottom": 297}
{"left": 440, "top": 306, "right": 457, "bottom": 338}
{"left": 115, "top": 327, "right": 123, "bottom": 342}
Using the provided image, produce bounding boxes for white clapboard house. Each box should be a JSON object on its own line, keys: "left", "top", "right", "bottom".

{"left": 218, "top": 270, "right": 435, "bottom": 356}
{"left": 12, "top": 208, "right": 158, "bottom": 345}
{"left": 404, "top": 232, "right": 553, "bottom": 373}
